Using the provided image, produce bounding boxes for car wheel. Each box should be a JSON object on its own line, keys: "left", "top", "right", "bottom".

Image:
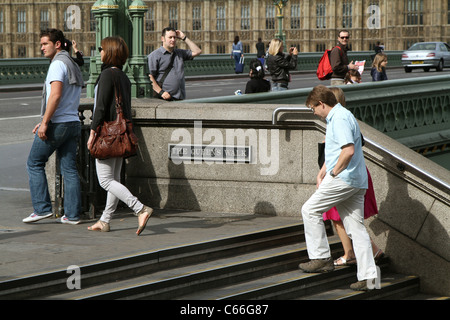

{"left": 436, "top": 60, "right": 443, "bottom": 71}
{"left": 405, "top": 67, "right": 412, "bottom": 73}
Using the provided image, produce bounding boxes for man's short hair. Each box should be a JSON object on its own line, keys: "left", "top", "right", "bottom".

{"left": 305, "top": 85, "right": 338, "bottom": 108}
{"left": 162, "top": 27, "right": 176, "bottom": 37}
{"left": 338, "top": 29, "right": 350, "bottom": 37}
{"left": 40, "top": 28, "right": 65, "bottom": 45}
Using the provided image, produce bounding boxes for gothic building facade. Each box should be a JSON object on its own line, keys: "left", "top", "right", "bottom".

{"left": 1, "top": 0, "right": 450, "bottom": 58}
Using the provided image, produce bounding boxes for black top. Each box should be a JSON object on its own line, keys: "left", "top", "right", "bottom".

{"left": 266, "top": 52, "right": 298, "bottom": 83}
{"left": 91, "top": 67, "right": 132, "bottom": 131}
{"left": 245, "top": 78, "right": 270, "bottom": 94}
{"left": 256, "top": 42, "right": 265, "bottom": 58}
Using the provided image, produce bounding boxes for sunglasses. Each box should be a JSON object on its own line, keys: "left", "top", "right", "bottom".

{"left": 340, "top": 36, "right": 350, "bottom": 39}
{"left": 98, "top": 47, "right": 103, "bottom": 52}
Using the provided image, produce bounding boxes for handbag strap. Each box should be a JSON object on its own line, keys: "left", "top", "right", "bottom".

{"left": 158, "top": 51, "right": 176, "bottom": 87}
{"left": 110, "top": 68, "right": 123, "bottom": 115}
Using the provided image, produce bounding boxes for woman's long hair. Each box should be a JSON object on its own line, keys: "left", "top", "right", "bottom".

{"left": 249, "top": 59, "right": 265, "bottom": 79}
{"left": 268, "top": 38, "right": 282, "bottom": 56}
{"left": 372, "top": 53, "right": 387, "bottom": 72}
{"left": 234, "top": 36, "right": 240, "bottom": 45}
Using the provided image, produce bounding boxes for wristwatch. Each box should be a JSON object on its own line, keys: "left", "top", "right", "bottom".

{"left": 330, "top": 170, "right": 336, "bottom": 178}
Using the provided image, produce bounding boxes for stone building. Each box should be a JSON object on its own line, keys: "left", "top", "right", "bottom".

{"left": 1, "top": 0, "right": 450, "bottom": 58}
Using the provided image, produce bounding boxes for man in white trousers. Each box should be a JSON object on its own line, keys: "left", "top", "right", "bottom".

{"left": 299, "top": 85, "right": 378, "bottom": 291}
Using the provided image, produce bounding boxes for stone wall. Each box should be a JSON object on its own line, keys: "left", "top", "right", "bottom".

{"left": 48, "top": 98, "right": 450, "bottom": 295}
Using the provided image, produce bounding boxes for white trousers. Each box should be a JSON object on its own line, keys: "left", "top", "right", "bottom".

{"left": 96, "top": 157, "right": 144, "bottom": 223}
{"left": 301, "top": 172, "right": 377, "bottom": 281}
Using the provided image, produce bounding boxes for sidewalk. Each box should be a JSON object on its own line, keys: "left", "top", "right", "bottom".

{"left": 0, "top": 190, "right": 300, "bottom": 281}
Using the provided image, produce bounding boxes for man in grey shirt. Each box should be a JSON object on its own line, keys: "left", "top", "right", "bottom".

{"left": 148, "top": 27, "right": 202, "bottom": 100}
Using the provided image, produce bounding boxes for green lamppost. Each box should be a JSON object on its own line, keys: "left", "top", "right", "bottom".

{"left": 273, "top": 0, "right": 289, "bottom": 50}
{"left": 87, "top": 0, "right": 151, "bottom": 98}
{"left": 128, "top": 0, "right": 151, "bottom": 98}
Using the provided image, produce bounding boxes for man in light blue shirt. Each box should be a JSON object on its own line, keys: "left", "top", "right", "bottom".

{"left": 23, "top": 29, "right": 83, "bottom": 225}
{"left": 299, "top": 85, "right": 378, "bottom": 291}
{"left": 324, "top": 102, "right": 368, "bottom": 189}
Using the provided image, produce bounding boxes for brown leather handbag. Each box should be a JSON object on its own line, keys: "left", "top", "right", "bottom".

{"left": 90, "top": 76, "right": 139, "bottom": 160}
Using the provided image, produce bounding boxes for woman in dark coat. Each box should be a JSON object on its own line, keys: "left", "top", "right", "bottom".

{"left": 266, "top": 38, "right": 298, "bottom": 91}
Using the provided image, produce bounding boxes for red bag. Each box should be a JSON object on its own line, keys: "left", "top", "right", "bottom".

{"left": 316, "top": 46, "right": 342, "bottom": 81}
{"left": 90, "top": 77, "right": 139, "bottom": 160}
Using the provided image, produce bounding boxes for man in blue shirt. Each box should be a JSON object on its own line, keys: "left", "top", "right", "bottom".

{"left": 299, "top": 85, "right": 378, "bottom": 291}
{"left": 23, "top": 29, "right": 83, "bottom": 225}
{"left": 148, "top": 27, "right": 202, "bottom": 101}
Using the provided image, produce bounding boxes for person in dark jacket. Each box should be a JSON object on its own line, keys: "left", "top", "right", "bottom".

{"left": 245, "top": 59, "right": 270, "bottom": 94}
{"left": 266, "top": 38, "right": 298, "bottom": 91}
{"left": 256, "top": 37, "right": 265, "bottom": 58}
{"left": 62, "top": 38, "right": 84, "bottom": 67}
{"left": 371, "top": 53, "right": 388, "bottom": 81}
{"left": 87, "top": 36, "right": 153, "bottom": 235}
{"left": 330, "top": 30, "right": 359, "bottom": 86}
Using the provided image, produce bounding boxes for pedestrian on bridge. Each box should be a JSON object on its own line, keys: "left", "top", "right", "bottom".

{"left": 323, "top": 87, "right": 385, "bottom": 267}
{"left": 266, "top": 38, "right": 298, "bottom": 91}
{"left": 245, "top": 59, "right": 270, "bottom": 94}
{"left": 330, "top": 30, "right": 359, "bottom": 86}
{"left": 299, "top": 85, "right": 378, "bottom": 291}
{"left": 23, "top": 28, "right": 83, "bottom": 225}
{"left": 371, "top": 53, "right": 388, "bottom": 81}
{"left": 231, "top": 35, "right": 244, "bottom": 74}
{"left": 148, "top": 27, "right": 202, "bottom": 101}
{"left": 87, "top": 36, "right": 153, "bottom": 235}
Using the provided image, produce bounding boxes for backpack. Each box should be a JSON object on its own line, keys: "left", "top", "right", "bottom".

{"left": 316, "top": 46, "right": 342, "bottom": 81}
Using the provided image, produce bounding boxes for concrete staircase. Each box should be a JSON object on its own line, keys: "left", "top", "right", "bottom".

{"left": 2, "top": 220, "right": 438, "bottom": 300}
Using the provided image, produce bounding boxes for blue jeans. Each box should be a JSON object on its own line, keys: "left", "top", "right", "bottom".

{"left": 271, "top": 83, "right": 288, "bottom": 91}
{"left": 233, "top": 52, "right": 241, "bottom": 71}
{"left": 27, "top": 121, "right": 81, "bottom": 221}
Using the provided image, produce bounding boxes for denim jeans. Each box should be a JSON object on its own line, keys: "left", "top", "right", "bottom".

{"left": 271, "top": 83, "right": 288, "bottom": 91}
{"left": 27, "top": 121, "right": 81, "bottom": 221}
{"left": 95, "top": 157, "right": 144, "bottom": 223}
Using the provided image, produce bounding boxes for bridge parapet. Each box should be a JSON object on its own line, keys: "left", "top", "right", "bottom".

{"left": 186, "top": 75, "right": 450, "bottom": 169}
{"left": 0, "top": 51, "right": 402, "bottom": 85}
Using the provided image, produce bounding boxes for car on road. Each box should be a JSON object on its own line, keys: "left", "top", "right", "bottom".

{"left": 401, "top": 42, "right": 450, "bottom": 72}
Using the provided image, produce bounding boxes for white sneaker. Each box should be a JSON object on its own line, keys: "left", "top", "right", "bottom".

{"left": 23, "top": 212, "right": 53, "bottom": 223}
{"left": 60, "top": 215, "right": 80, "bottom": 225}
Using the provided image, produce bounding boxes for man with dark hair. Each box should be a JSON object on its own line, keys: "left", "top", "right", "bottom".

{"left": 330, "top": 30, "right": 359, "bottom": 86}
{"left": 299, "top": 85, "right": 378, "bottom": 291}
{"left": 148, "top": 27, "right": 202, "bottom": 100}
{"left": 23, "top": 28, "right": 84, "bottom": 225}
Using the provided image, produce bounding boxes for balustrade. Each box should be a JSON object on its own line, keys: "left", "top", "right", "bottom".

{"left": 0, "top": 51, "right": 403, "bottom": 85}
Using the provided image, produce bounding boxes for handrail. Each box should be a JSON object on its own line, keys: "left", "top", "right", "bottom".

{"left": 364, "top": 137, "right": 450, "bottom": 191}
{"left": 272, "top": 107, "right": 450, "bottom": 193}
{"left": 272, "top": 106, "right": 309, "bottom": 125}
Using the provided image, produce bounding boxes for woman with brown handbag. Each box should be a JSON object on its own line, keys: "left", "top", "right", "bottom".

{"left": 87, "top": 36, "right": 153, "bottom": 235}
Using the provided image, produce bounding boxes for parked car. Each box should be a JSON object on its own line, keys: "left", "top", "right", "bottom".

{"left": 401, "top": 42, "right": 450, "bottom": 72}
